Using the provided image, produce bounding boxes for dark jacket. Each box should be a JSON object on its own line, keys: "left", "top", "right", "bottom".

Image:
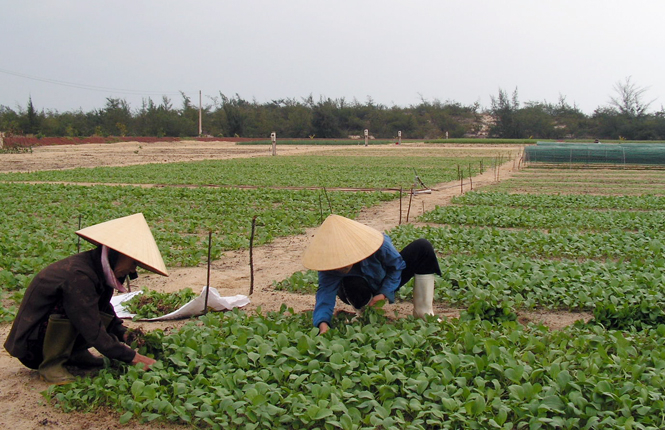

{"left": 4, "top": 248, "right": 136, "bottom": 363}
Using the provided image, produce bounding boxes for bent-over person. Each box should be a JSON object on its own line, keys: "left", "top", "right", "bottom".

{"left": 302, "top": 214, "right": 441, "bottom": 334}
{"left": 4, "top": 213, "right": 168, "bottom": 384}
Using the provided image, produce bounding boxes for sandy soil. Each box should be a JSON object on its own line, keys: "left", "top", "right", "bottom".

{"left": 0, "top": 141, "right": 590, "bottom": 430}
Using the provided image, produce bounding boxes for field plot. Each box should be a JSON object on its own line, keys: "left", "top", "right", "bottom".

{"left": 0, "top": 148, "right": 502, "bottom": 323}
{"left": 0, "top": 183, "right": 392, "bottom": 322}
{"left": 0, "top": 151, "right": 492, "bottom": 189}
{"left": 6, "top": 144, "right": 665, "bottom": 429}
{"left": 488, "top": 168, "right": 665, "bottom": 195}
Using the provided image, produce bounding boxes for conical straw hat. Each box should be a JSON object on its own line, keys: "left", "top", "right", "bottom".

{"left": 76, "top": 213, "right": 168, "bottom": 276}
{"left": 302, "top": 214, "right": 384, "bottom": 271}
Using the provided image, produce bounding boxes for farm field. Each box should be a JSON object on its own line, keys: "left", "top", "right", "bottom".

{"left": 4, "top": 141, "right": 665, "bottom": 429}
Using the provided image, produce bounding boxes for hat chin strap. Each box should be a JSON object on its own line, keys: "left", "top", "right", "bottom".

{"left": 101, "top": 245, "right": 128, "bottom": 293}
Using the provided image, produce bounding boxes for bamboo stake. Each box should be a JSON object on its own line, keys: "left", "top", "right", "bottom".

{"left": 468, "top": 163, "right": 473, "bottom": 191}
{"left": 204, "top": 231, "right": 212, "bottom": 314}
{"left": 77, "top": 215, "right": 82, "bottom": 253}
{"left": 406, "top": 188, "right": 414, "bottom": 222}
{"left": 249, "top": 216, "right": 257, "bottom": 296}
{"left": 318, "top": 191, "right": 323, "bottom": 224}
{"left": 323, "top": 187, "right": 333, "bottom": 215}
{"left": 399, "top": 187, "right": 403, "bottom": 225}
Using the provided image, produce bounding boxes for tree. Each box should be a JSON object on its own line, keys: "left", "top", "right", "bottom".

{"left": 23, "top": 96, "right": 40, "bottom": 135}
{"left": 546, "top": 95, "right": 590, "bottom": 139}
{"left": 517, "top": 102, "right": 556, "bottom": 138}
{"left": 312, "top": 98, "right": 342, "bottom": 138}
{"left": 220, "top": 93, "right": 250, "bottom": 137}
{"left": 489, "top": 88, "right": 521, "bottom": 138}
{"left": 179, "top": 91, "right": 200, "bottom": 137}
{"left": 609, "top": 76, "right": 654, "bottom": 118}
{"left": 99, "top": 98, "right": 132, "bottom": 136}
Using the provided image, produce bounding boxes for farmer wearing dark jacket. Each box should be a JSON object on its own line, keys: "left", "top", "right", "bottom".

{"left": 4, "top": 213, "right": 168, "bottom": 384}
{"left": 302, "top": 215, "right": 441, "bottom": 334}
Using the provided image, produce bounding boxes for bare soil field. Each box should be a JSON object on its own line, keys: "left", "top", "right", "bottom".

{"left": 0, "top": 141, "right": 589, "bottom": 430}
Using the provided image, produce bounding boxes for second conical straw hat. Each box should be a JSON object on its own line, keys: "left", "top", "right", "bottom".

{"left": 76, "top": 213, "right": 169, "bottom": 276}
{"left": 302, "top": 214, "right": 384, "bottom": 271}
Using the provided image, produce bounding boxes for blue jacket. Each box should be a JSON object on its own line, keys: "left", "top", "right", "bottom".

{"left": 312, "top": 234, "right": 406, "bottom": 328}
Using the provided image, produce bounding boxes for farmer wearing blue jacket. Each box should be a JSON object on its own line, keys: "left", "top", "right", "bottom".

{"left": 302, "top": 215, "right": 441, "bottom": 334}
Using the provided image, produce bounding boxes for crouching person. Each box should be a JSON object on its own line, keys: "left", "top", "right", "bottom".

{"left": 302, "top": 214, "right": 441, "bottom": 334}
{"left": 4, "top": 213, "right": 169, "bottom": 384}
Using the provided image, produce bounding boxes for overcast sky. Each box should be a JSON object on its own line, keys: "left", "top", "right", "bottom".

{"left": 1, "top": 1, "right": 663, "bottom": 115}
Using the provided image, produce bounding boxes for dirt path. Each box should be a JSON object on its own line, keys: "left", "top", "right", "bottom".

{"left": 0, "top": 141, "right": 589, "bottom": 430}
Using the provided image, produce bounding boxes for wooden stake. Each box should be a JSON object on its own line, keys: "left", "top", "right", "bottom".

{"left": 204, "top": 231, "right": 212, "bottom": 314}
{"left": 249, "top": 216, "right": 257, "bottom": 296}
{"left": 399, "top": 187, "right": 403, "bottom": 225}
{"left": 77, "top": 215, "right": 82, "bottom": 253}
{"left": 468, "top": 164, "right": 473, "bottom": 191}
{"left": 406, "top": 188, "right": 413, "bottom": 222}
{"left": 323, "top": 187, "right": 333, "bottom": 215}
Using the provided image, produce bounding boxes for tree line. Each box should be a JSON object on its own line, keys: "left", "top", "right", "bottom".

{"left": 2, "top": 79, "right": 664, "bottom": 140}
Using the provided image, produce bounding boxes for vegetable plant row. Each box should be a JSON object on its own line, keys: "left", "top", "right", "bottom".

{"left": 48, "top": 308, "right": 665, "bottom": 429}
{"left": 390, "top": 224, "right": 665, "bottom": 261}
{"left": 274, "top": 253, "right": 665, "bottom": 328}
{"left": 452, "top": 191, "right": 665, "bottom": 210}
{"left": 420, "top": 204, "right": 665, "bottom": 231}
{"left": 0, "top": 155, "right": 493, "bottom": 189}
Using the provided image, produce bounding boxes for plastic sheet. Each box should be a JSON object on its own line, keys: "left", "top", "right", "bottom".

{"left": 111, "top": 286, "right": 250, "bottom": 321}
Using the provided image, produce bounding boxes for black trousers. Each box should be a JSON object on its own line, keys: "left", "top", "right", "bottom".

{"left": 398, "top": 238, "right": 442, "bottom": 287}
{"left": 339, "top": 239, "right": 441, "bottom": 308}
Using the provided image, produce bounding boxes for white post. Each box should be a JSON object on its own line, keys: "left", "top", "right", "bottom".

{"left": 0, "top": 132, "right": 4, "bottom": 149}
{"left": 397, "top": 131, "right": 402, "bottom": 145}
{"left": 271, "top": 132, "right": 277, "bottom": 156}
{"left": 364, "top": 129, "right": 369, "bottom": 147}
{"left": 445, "top": 131, "right": 449, "bottom": 139}
{"left": 198, "top": 90, "right": 203, "bottom": 136}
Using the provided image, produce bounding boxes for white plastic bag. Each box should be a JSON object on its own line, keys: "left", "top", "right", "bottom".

{"left": 111, "top": 286, "right": 250, "bottom": 321}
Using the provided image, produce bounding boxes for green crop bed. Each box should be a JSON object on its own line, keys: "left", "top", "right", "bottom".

{"left": 0, "top": 182, "right": 392, "bottom": 321}
{"left": 451, "top": 191, "right": 665, "bottom": 210}
{"left": 48, "top": 307, "right": 665, "bottom": 429}
{"left": 0, "top": 155, "right": 492, "bottom": 189}
{"left": 420, "top": 204, "right": 665, "bottom": 231}
{"left": 7, "top": 156, "right": 665, "bottom": 428}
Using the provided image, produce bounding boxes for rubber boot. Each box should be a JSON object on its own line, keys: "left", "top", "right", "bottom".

{"left": 38, "top": 315, "right": 78, "bottom": 385}
{"left": 413, "top": 274, "right": 435, "bottom": 319}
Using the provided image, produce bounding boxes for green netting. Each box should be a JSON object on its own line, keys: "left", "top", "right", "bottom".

{"left": 524, "top": 142, "right": 665, "bottom": 166}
